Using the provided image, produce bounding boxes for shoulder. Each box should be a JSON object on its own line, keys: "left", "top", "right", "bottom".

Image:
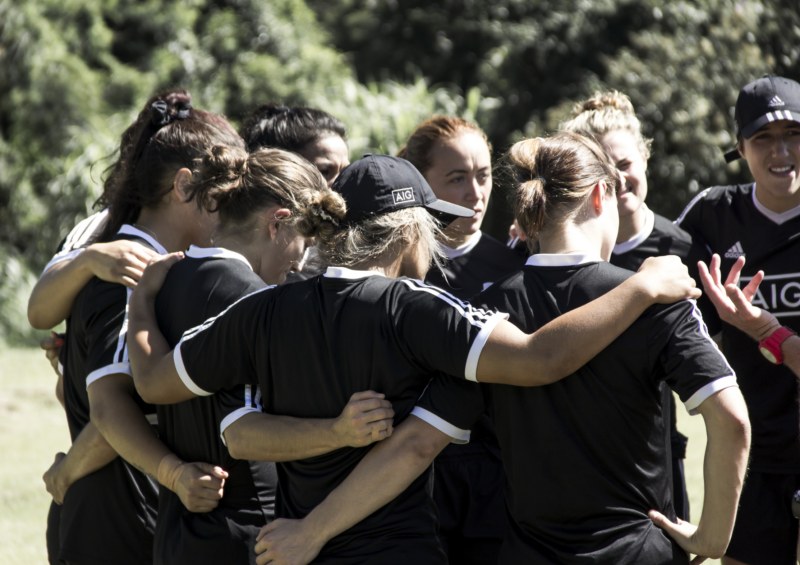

{"left": 677, "top": 184, "right": 750, "bottom": 220}
{"left": 474, "top": 232, "right": 527, "bottom": 266}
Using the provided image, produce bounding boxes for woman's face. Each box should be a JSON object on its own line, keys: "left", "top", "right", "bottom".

{"left": 423, "top": 130, "right": 492, "bottom": 246}
{"left": 259, "top": 223, "right": 310, "bottom": 285}
{"left": 298, "top": 134, "right": 350, "bottom": 187}
{"left": 741, "top": 120, "right": 800, "bottom": 213}
{"left": 600, "top": 129, "right": 648, "bottom": 220}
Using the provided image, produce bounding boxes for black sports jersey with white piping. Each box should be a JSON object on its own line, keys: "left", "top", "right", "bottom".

{"left": 420, "top": 254, "right": 735, "bottom": 564}
{"left": 175, "top": 267, "right": 507, "bottom": 563}
{"left": 153, "top": 246, "right": 277, "bottom": 565}
{"left": 58, "top": 225, "right": 161, "bottom": 565}
{"left": 677, "top": 183, "right": 800, "bottom": 472}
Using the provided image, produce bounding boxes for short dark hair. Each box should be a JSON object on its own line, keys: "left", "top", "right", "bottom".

{"left": 240, "top": 104, "right": 346, "bottom": 153}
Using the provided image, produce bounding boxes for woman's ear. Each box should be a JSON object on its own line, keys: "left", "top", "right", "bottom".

{"left": 172, "top": 168, "right": 193, "bottom": 202}
{"left": 267, "top": 208, "right": 292, "bottom": 239}
{"left": 591, "top": 181, "right": 606, "bottom": 215}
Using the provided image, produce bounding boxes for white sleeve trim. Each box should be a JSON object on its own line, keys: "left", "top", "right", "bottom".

{"left": 42, "top": 248, "right": 85, "bottom": 274}
{"left": 219, "top": 406, "right": 262, "bottom": 447}
{"left": 683, "top": 375, "right": 738, "bottom": 415}
{"left": 410, "top": 406, "right": 471, "bottom": 444}
{"left": 173, "top": 344, "right": 214, "bottom": 397}
{"left": 465, "top": 312, "right": 508, "bottom": 382}
{"left": 85, "top": 362, "right": 131, "bottom": 388}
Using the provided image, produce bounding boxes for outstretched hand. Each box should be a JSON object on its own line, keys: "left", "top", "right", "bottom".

{"left": 697, "top": 254, "right": 776, "bottom": 341}
{"left": 254, "top": 518, "right": 324, "bottom": 565}
{"left": 636, "top": 255, "right": 701, "bottom": 303}
{"left": 648, "top": 510, "right": 708, "bottom": 564}
{"left": 333, "top": 390, "right": 394, "bottom": 447}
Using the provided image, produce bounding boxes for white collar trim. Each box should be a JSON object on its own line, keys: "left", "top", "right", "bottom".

{"left": 186, "top": 245, "right": 253, "bottom": 270}
{"left": 752, "top": 184, "right": 800, "bottom": 225}
{"left": 613, "top": 208, "right": 655, "bottom": 254}
{"left": 118, "top": 224, "right": 168, "bottom": 255}
{"left": 324, "top": 266, "right": 385, "bottom": 280}
{"left": 440, "top": 231, "right": 482, "bottom": 259}
{"left": 525, "top": 252, "right": 603, "bottom": 267}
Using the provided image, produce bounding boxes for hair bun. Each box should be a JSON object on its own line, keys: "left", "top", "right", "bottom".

{"left": 150, "top": 91, "right": 193, "bottom": 127}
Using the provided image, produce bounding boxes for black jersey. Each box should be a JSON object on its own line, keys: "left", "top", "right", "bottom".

{"left": 677, "top": 183, "right": 800, "bottom": 472}
{"left": 58, "top": 225, "right": 162, "bottom": 565}
{"left": 420, "top": 254, "right": 736, "bottom": 564}
{"left": 425, "top": 231, "right": 525, "bottom": 299}
{"left": 174, "top": 267, "right": 507, "bottom": 564}
{"left": 611, "top": 211, "right": 692, "bottom": 272}
{"left": 42, "top": 209, "right": 109, "bottom": 273}
{"left": 153, "top": 246, "right": 277, "bottom": 565}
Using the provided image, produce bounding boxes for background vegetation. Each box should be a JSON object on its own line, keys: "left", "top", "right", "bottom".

{"left": 1, "top": 0, "right": 799, "bottom": 344}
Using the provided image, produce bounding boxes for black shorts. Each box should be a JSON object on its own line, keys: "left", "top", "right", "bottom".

{"left": 726, "top": 470, "right": 800, "bottom": 565}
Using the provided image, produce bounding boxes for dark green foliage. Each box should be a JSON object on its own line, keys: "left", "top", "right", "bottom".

{"left": 2, "top": 0, "right": 799, "bottom": 344}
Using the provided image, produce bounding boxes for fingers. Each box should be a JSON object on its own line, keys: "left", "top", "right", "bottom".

{"left": 348, "top": 390, "right": 385, "bottom": 402}
{"left": 724, "top": 255, "right": 745, "bottom": 287}
{"left": 40, "top": 332, "right": 65, "bottom": 351}
{"left": 740, "top": 270, "right": 764, "bottom": 302}
{"left": 256, "top": 520, "right": 282, "bottom": 541}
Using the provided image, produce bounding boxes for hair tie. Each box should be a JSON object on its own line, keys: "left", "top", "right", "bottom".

{"left": 150, "top": 99, "right": 193, "bottom": 127}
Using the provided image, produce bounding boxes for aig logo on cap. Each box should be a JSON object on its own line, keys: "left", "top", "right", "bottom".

{"left": 392, "top": 187, "right": 416, "bottom": 205}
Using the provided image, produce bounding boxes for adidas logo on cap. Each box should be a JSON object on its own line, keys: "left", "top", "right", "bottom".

{"left": 724, "top": 241, "right": 745, "bottom": 259}
{"left": 768, "top": 95, "right": 785, "bottom": 108}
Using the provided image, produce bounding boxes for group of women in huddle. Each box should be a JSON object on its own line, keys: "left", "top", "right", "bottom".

{"left": 31, "top": 85, "right": 752, "bottom": 565}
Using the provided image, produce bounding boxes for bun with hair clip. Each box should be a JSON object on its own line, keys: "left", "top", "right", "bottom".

{"left": 150, "top": 94, "right": 193, "bottom": 127}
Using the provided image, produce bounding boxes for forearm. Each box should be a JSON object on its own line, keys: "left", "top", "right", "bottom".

{"left": 694, "top": 388, "right": 751, "bottom": 557}
{"left": 61, "top": 422, "right": 118, "bottom": 483}
{"left": 225, "top": 412, "right": 348, "bottom": 462}
{"left": 28, "top": 253, "right": 93, "bottom": 329}
{"left": 781, "top": 336, "right": 800, "bottom": 378}
{"left": 298, "top": 416, "right": 449, "bottom": 546}
{"left": 89, "top": 378, "right": 172, "bottom": 481}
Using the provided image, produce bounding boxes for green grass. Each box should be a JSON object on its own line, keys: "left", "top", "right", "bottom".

{"left": 0, "top": 346, "right": 71, "bottom": 564}
{"left": 0, "top": 346, "right": 720, "bottom": 564}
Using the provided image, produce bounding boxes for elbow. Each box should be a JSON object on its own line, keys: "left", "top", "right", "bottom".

{"left": 405, "top": 428, "right": 449, "bottom": 463}
{"left": 27, "top": 302, "right": 54, "bottom": 330}
{"left": 134, "top": 378, "right": 163, "bottom": 405}
{"left": 223, "top": 428, "right": 248, "bottom": 460}
{"left": 704, "top": 539, "right": 731, "bottom": 560}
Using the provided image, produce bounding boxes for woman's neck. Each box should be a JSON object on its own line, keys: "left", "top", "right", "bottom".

{"left": 536, "top": 225, "right": 604, "bottom": 258}
{"left": 134, "top": 209, "right": 188, "bottom": 253}
{"left": 616, "top": 204, "right": 650, "bottom": 243}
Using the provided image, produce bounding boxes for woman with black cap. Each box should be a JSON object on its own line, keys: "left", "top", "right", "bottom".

{"left": 128, "top": 153, "right": 699, "bottom": 564}
{"left": 676, "top": 75, "right": 800, "bottom": 565}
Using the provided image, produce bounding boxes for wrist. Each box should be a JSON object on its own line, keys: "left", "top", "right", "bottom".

{"left": 758, "top": 325, "right": 796, "bottom": 365}
{"left": 157, "top": 453, "right": 184, "bottom": 491}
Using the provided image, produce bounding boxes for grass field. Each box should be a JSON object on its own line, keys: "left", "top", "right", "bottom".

{"left": 0, "top": 346, "right": 720, "bottom": 564}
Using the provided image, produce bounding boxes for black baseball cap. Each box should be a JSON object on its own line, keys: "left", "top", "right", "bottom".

{"left": 332, "top": 154, "right": 474, "bottom": 225}
{"left": 724, "top": 75, "right": 800, "bottom": 162}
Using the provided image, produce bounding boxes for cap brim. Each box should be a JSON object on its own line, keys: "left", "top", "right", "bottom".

{"left": 741, "top": 110, "right": 800, "bottom": 139}
{"left": 425, "top": 199, "right": 475, "bottom": 226}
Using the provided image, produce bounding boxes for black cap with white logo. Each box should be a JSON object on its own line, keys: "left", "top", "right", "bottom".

{"left": 333, "top": 154, "right": 475, "bottom": 225}
{"left": 724, "top": 75, "right": 800, "bottom": 162}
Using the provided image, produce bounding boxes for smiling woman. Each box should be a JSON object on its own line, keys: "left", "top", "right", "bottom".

{"left": 398, "top": 116, "right": 525, "bottom": 565}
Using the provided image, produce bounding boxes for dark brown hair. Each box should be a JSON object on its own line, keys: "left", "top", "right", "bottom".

{"left": 507, "top": 131, "right": 619, "bottom": 238}
{"left": 96, "top": 89, "right": 243, "bottom": 241}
